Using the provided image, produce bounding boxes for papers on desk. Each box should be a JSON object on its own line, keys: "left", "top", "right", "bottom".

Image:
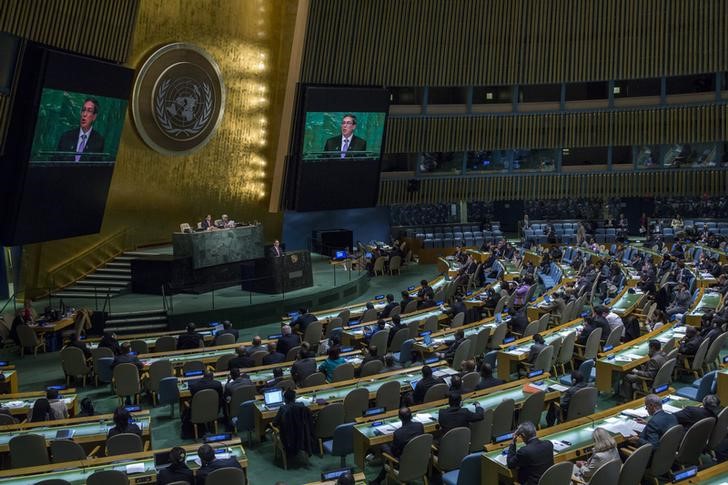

{"left": 432, "top": 338, "right": 446, "bottom": 346}
{"left": 547, "top": 384, "right": 569, "bottom": 393}
{"left": 434, "top": 367, "right": 459, "bottom": 377}
{"left": 3, "top": 400, "right": 24, "bottom": 408}
{"left": 508, "top": 348, "right": 528, "bottom": 356}
{"left": 377, "top": 422, "right": 403, "bottom": 434}
{"left": 494, "top": 453, "right": 508, "bottom": 465}
{"left": 663, "top": 404, "right": 683, "bottom": 414}
{"left": 125, "top": 463, "right": 146, "bottom": 474}
{"left": 347, "top": 358, "right": 363, "bottom": 366}
{"left": 622, "top": 407, "right": 649, "bottom": 419}
{"left": 552, "top": 440, "right": 571, "bottom": 452}
{"left": 600, "top": 417, "right": 642, "bottom": 437}
{"left": 413, "top": 413, "right": 434, "bottom": 424}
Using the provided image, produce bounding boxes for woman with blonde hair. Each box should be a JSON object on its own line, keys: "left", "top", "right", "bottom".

{"left": 574, "top": 427, "right": 621, "bottom": 480}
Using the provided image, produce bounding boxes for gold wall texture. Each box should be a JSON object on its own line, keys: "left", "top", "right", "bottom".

{"left": 12, "top": 0, "right": 299, "bottom": 294}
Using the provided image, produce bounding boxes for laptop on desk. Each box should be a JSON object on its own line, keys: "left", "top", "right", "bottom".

{"left": 264, "top": 388, "right": 285, "bottom": 409}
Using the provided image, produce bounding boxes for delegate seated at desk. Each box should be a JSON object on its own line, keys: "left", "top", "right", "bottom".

{"left": 108, "top": 406, "right": 142, "bottom": 438}
{"left": 370, "top": 407, "right": 423, "bottom": 485}
{"left": 506, "top": 421, "right": 554, "bottom": 485}
{"left": 196, "top": 443, "right": 244, "bottom": 485}
{"left": 178, "top": 323, "right": 205, "bottom": 350}
{"left": 157, "top": 446, "right": 194, "bottom": 485}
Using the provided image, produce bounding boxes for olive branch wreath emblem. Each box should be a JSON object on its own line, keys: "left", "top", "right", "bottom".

{"left": 154, "top": 79, "right": 214, "bottom": 137}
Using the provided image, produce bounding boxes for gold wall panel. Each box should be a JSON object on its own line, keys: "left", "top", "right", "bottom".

{"left": 302, "top": 0, "right": 728, "bottom": 86}
{"left": 16, "top": 0, "right": 299, "bottom": 294}
{"left": 379, "top": 170, "right": 728, "bottom": 205}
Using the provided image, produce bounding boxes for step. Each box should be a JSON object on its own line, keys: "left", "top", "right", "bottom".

{"left": 77, "top": 280, "right": 130, "bottom": 288}
{"left": 123, "top": 251, "right": 160, "bottom": 257}
{"left": 106, "top": 262, "right": 131, "bottom": 268}
{"left": 63, "top": 284, "right": 125, "bottom": 292}
{"left": 106, "top": 323, "right": 169, "bottom": 333}
{"left": 53, "top": 292, "right": 115, "bottom": 299}
{"left": 86, "top": 273, "right": 132, "bottom": 280}
{"left": 115, "top": 256, "right": 139, "bottom": 262}
{"left": 108, "top": 309, "right": 167, "bottom": 319}
{"left": 95, "top": 268, "right": 132, "bottom": 276}
{"left": 105, "top": 315, "right": 168, "bottom": 325}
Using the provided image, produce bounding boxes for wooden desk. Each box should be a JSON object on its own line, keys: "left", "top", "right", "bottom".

{"left": 0, "top": 439, "right": 247, "bottom": 484}
{"left": 685, "top": 289, "right": 722, "bottom": 326}
{"left": 305, "top": 472, "right": 367, "bottom": 485}
{"left": 0, "top": 366, "right": 18, "bottom": 394}
{"left": 481, "top": 390, "right": 690, "bottom": 483}
{"left": 498, "top": 260, "right": 522, "bottom": 281}
{"left": 0, "top": 410, "right": 151, "bottom": 456}
{"left": 138, "top": 341, "right": 262, "bottom": 371}
{"left": 341, "top": 307, "right": 448, "bottom": 346}
{"left": 411, "top": 316, "right": 497, "bottom": 356}
{"left": 83, "top": 327, "right": 219, "bottom": 350}
{"left": 595, "top": 323, "right": 680, "bottom": 392}
{"left": 466, "top": 249, "right": 490, "bottom": 264}
{"left": 0, "top": 390, "right": 77, "bottom": 417}
{"left": 687, "top": 456, "right": 728, "bottom": 483}
{"left": 609, "top": 287, "right": 645, "bottom": 317}
{"left": 352, "top": 375, "right": 560, "bottom": 470}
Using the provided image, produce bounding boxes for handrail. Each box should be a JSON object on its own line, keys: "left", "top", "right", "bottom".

{"left": 45, "top": 228, "right": 129, "bottom": 292}
{"left": 0, "top": 293, "right": 17, "bottom": 316}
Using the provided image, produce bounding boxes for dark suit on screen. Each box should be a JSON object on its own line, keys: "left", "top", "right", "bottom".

{"left": 56, "top": 128, "right": 105, "bottom": 161}
{"left": 323, "top": 135, "right": 367, "bottom": 158}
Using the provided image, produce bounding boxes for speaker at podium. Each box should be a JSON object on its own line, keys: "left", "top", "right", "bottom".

{"left": 240, "top": 249, "right": 313, "bottom": 294}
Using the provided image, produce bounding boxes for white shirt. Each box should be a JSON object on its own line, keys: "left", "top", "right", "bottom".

{"left": 606, "top": 311, "right": 624, "bottom": 335}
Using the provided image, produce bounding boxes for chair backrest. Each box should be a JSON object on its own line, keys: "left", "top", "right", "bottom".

{"left": 206, "top": 467, "right": 247, "bottom": 485}
{"left": 523, "top": 320, "right": 540, "bottom": 337}
{"left": 709, "top": 407, "right": 728, "bottom": 449}
{"left": 493, "top": 296, "right": 508, "bottom": 315}
{"left": 315, "top": 402, "right": 345, "bottom": 439}
{"left": 106, "top": 432, "right": 143, "bottom": 456}
{"left": 397, "top": 433, "right": 434, "bottom": 482}
{"left": 9, "top": 433, "right": 49, "bottom": 468}
{"left": 376, "top": 380, "right": 401, "bottom": 411}
{"left": 461, "top": 371, "right": 480, "bottom": 393}
{"left": 618, "top": 443, "right": 652, "bottom": 485}
{"left": 587, "top": 458, "right": 621, "bottom": 485}
{"left": 533, "top": 346, "right": 554, "bottom": 373}
{"left": 403, "top": 299, "right": 419, "bottom": 315}
{"left": 129, "top": 339, "right": 149, "bottom": 354}
{"left": 407, "top": 320, "right": 420, "bottom": 339}
{"left": 86, "top": 470, "right": 129, "bottom": 485}
{"left": 96, "top": 357, "right": 115, "bottom": 384}
{"left": 17, "top": 323, "right": 39, "bottom": 347}
{"left": 694, "top": 370, "right": 717, "bottom": 401}
{"left": 473, "top": 327, "right": 491, "bottom": 358}
{"left": 488, "top": 324, "right": 507, "bottom": 349}
{"left": 437, "top": 427, "right": 471, "bottom": 471}
{"left": 537, "top": 314, "right": 550, "bottom": 332}
{"left": 50, "top": 439, "right": 86, "bottom": 463}
{"left": 235, "top": 400, "right": 256, "bottom": 433}
{"left": 517, "top": 390, "right": 545, "bottom": 426}
{"left": 557, "top": 332, "right": 576, "bottom": 365}
{"left": 325, "top": 317, "right": 343, "bottom": 338}
{"left": 285, "top": 345, "right": 300, "bottom": 362}
{"left": 35, "top": 480, "right": 72, "bottom": 485}
{"left": 190, "top": 388, "right": 220, "bottom": 424}
{"left": 491, "top": 398, "right": 515, "bottom": 438}
{"left": 676, "top": 416, "right": 716, "bottom": 466}
{"left": 360, "top": 308, "right": 378, "bottom": 324}
{"left": 537, "top": 462, "right": 573, "bottom": 485}
{"left": 148, "top": 359, "right": 173, "bottom": 392}
{"left": 61, "top": 346, "right": 90, "bottom": 377}
{"left": 113, "top": 363, "right": 140, "bottom": 398}
{"left": 423, "top": 315, "right": 439, "bottom": 332}
{"left": 388, "top": 305, "right": 402, "bottom": 319}
{"left": 566, "top": 386, "right": 598, "bottom": 421}
{"left": 704, "top": 332, "right": 728, "bottom": 367}
{"left": 647, "top": 425, "right": 685, "bottom": 477}
{"left": 398, "top": 339, "right": 415, "bottom": 365}
{"left": 360, "top": 359, "right": 384, "bottom": 377}
{"left": 302, "top": 372, "right": 326, "bottom": 387}
{"left": 456, "top": 452, "right": 483, "bottom": 485}
{"left": 214, "top": 333, "right": 236, "bottom": 346}
{"left": 154, "top": 336, "right": 178, "bottom": 352}
{"left": 0, "top": 414, "right": 16, "bottom": 425}
{"left": 389, "top": 328, "right": 409, "bottom": 353}
{"left": 157, "top": 376, "right": 180, "bottom": 407}
{"left": 423, "top": 382, "right": 449, "bottom": 403}
{"left": 343, "top": 387, "right": 370, "bottom": 421}
{"left": 450, "top": 312, "right": 465, "bottom": 328}
{"left": 330, "top": 422, "right": 355, "bottom": 457}
{"left": 249, "top": 350, "right": 266, "bottom": 367}
{"left": 181, "top": 360, "right": 205, "bottom": 374}
{"left": 229, "top": 385, "right": 257, "bottom": 415}
{"left": 373, "top": 256, "right": 386, "bottom": 272}
{"left": 604, "top": 325, "right": 623, "bottom": 349}
{"left": 332, "top": 362, "right": 355, "bottom": 382}
{"left": 469, "top": 407, "right": 493, "bottom": 452}
{"left": 369, "top": 330, "right": 389, "bottom": 356}
{"left": 689, "top": 338, "right": 711, "bottom": 370}
{"left": 390, "top": 256, "right": 402, "bottom": 271}
{"left": 337, "top": 309, "right": 350, "bottom": 325}
{"left": 583, "top": 327, "right": 602, "bottom": 359}
{"left": 652, "top": 358, "right": 677, "bottom": 390}
{"left": 214, "top": 353, "right": 236, "bottom": 372}
{"left": 451, "top": 340, "right": 472, "bottom": 370}
{"left": 303, "top": 320, "right": 323, "bottom": 345}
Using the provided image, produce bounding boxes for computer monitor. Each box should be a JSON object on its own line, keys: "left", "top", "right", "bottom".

{"left": 321, "top": 468, "right": 354, "bottom": 481}
{"left": 183, "top": 370, "right": 204, "bottom": 377}
{"left": 334, "top": 250, "right": 347, "bottom": 260}
{"left": 264, "top": 388, "right": 284, "bottom": 406}
{"left": 423, "top": 333, "right": 432, "bottom": 346}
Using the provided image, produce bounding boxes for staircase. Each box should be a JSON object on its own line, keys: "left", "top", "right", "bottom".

{"left": 52, "top": 251, "right": 152, "bottom": 300}
{"left": 104, "top": 308, "right": 169, "bottom": 334}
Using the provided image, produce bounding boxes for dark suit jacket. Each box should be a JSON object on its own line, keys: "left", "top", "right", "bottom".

{"left": 390, "top": 421, "right": 424, "bottom": 457}
{"left": 437, "top": 405, "right": 484, "bottom": 435}
{"left": 527, "top": 343, "right": 547, "bottom": 364}
{"left": 291, "top": 357, "right": 317, "bottom": 384}
{"left": 507, "top": 437, "right": 554, "bottom": 485}
{"left": 196, "top": 456, "right": 243, "bottom": 485}
{"left": 189, "top": 377, "right": 224, "bottom": 411}
{"left": 107, "top": 423, "right": 142, "bottom": 439}
{"left": 157, "top": 463, "right": 193, "bottom": 485}
{"left": 262, "top": 352, "right": 286, "bottom": 365}
{"left": 112, "top": 354, "right": 143, "bottom": 372}
{"left": 509, "top": 313, "right": 529, "bottom": 335}
{"left": 292, "top": 314, "right": 318, "bottom": 333}
{"left": 276, "top": 334, "right": 301, "bottom": 358}
{"left": 56, "top": 128, "right": 105, "bottom": 161}
{"left": 177, "top": 332, "right": 204, "bottom": 350}
{"left": 638, "top": 410, "right": 678, "bottom": 449}
{"left": 413, "top": 375, "right": 445, "bottom": 404}
{"left": 449, "top": 301, "right": 467, "bottom": 317}
{"left": 399, "top": 297, "right": 413, "bottom": 312}
{"left": 380, "top": 302, "right": 398, "bottom": 318}
{"left": 679, "top": 335, "right": 704, "bottom": 356}
{"left": 228, "top": 355, "right": 255, "bottom": 370}
{"left": 560, "top": 382, "right": 590, "bottom": 418}
{"left": 323, "top": 135, "right": 367, "bottom": 158}
{"left": 593, "top": 316, "right": 611, "bottom": 341}
{"left": 476, "top": 376, "right": 505, "bottom": 390}
{"left": 269, "top": 245, "right": 284, "bottom": 257}
{"left": 674, "top": 405, "right": 717, "bottom": 430}
{"left": 217, "top": 328, "right": 239, "bottom": 341}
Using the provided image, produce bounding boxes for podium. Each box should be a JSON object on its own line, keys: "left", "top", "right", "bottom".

{"left": 240, "top": 250, "right": 313, "bottom": 294}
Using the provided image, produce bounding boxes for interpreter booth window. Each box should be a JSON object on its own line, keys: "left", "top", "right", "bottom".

{"left": 518, "top": 84, "right": 561, "bottom": 103}
{"left": 666, "top": 73, "right": 715, "bottom": 94}
{"left": 565, "top": 81, "right": 609, "bottom": 109}
{"left": 512, "top": 148, "right": 556, "bottom": 172}
{"left": 417, "top": 152, "right": 464, "bottom": 175}
{"left": 427, "top": 86, "right": 469, "bottom": 105}
{"left": 472, "top": 85, "right": 512, "bottom": 104}
{"left": 380, "top": 152, "right": 418, "bottom": 172}
{"left": 634, "top": 145, "right": 662, "bottom": 170}
{"left": 664, "top": 143, "right": 721, "bottom": 168}
{"left": 466, "top": 150, "right": 509, "bottom": 173}
{"left": 388, "top": 87, "right": 425, "bottom": 105}
{"left": 612, "top": 145, "right": 633, "bottom": 171}
{"left": 561, "top": 147, "right": 608, "bottom": 171}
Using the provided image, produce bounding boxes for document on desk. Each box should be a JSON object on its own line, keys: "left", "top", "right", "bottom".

{"left": 622, "top": 407, "right": 649, "bottom": 418}
{"left": 548, "top": 384, "right": 570, "bottom": 392}
{"left": 494, "top": 453, "right": 508, "bottom": 465}
{"left": 126, "top": 463, "right": 146, "bottom": 474}
{"left": 663, "top": 404, "right": 683, "bottom": 414}
{"left": 413, "top": 413, "right": 434, "bottom": 424}
{"left": 552, "top": 440, "right": 571, "bottom": 452}
{"left": 509, "top": 348, "right": 528, "bottom": 356}
{"left": 601, "top": 419, "right": 639, "bottom": 437}
{"left": 378, "top": 422, "right": 403, "bottom": 434}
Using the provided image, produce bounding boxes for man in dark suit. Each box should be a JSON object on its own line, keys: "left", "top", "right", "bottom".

{"left": 269, "top": 239, "right": 284, "bottom": 257}
{"left": 526, "top": 334, "right": 547, "bottom": 364}
{"left": 507, "top": 421, "right": 554, "bottom": 485}
{"left": 417, "top": 280, "right": 434, "bottom": 299}
{"left": 446, "top": 296, "right": 467, "bottom": 318}
{"left": 323, "top": 114, "right": 367, "bottom": 159}
{"left": 276, "top": 325, "right": 300, "bottom": 358}
{"left": 476, "top": 363, "right": 505, "bottom": 390}
{"left": 156, "top": 446, "right": 193, "bottom": 485}
{"left": 546, "top": 370, "right": 589, "bottom": 426}
{"left": 291, "top": 343, "right": 317, "bottom": 385}
{"left": 399, "top": 290, "right": 414, "bottom": 313}
{"left": 620, "top": 339, "right": 666, "bottom": 400}
{"left": 437, "top": 392, "right": 484, "bottom": 436}
{"left": 262, "top": 342, "right": 286, "bottom": 365}
{"left": 412, "top": 365, "right": 445, "bottom": 404}
{"left": 195, "top": 443, "right": 243, "bottom": 485}
{"left": 508, "top": 307, "right": 530, "bottom": 336}
{"left": 224, "top": 367, "right": 253, "bottom": 398}
{"left": 575, "top": 317, "right": 599, "bottom": 346}
{"left": 419, "top": 293, "right": 437, "bottom": 309}
{"left": 177, "top": 323, "right": 204, "bottom": 350}
{"left": 379, "top": 294, "right": 398, "bottom": 319}
{"left": 673, "top": 394, "right": 722, "bottom": 430}
{"left": 387, "top": 314, "right": 406, "bottom": 347}
{"left": 215, "top": 320, "right": 238, "bottom": 343}
{"left": 441, "top": 329, "right": 466, "bottom": 362}
{"left": 228, "top": 346, "right": 255, "bottom": 370}
{"left": 189, "top": 371, "right": 224, "bottom": 415}
{"left": 627, "top": 394, "right": 679, "bottom": 450}
{"left": 678, "top": 325, "right": 704, "bottom": 359}
{"left": 291, "top": 308, "right": 318, "bottom": 334}
{"left": 370, "top": 407, "right": 424, "bottom": 485}
{"left": 112, "top": 343, "right": 143, "bottom": 372}
{"left": 56, "top": 98, "right": 106, "bottom": 162}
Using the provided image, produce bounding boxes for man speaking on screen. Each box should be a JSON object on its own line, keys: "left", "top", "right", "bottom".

{"left": 323, "top": 113, "right": 367, "bottom": 159}
{"left": 56, "top": 98, "right": 105, "bottom": 162}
